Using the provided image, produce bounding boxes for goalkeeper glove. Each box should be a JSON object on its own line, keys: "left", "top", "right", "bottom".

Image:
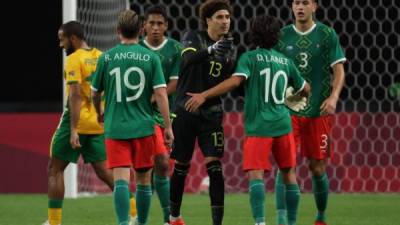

{"left": 207, "top": 36, "right": 234, "bottom": 56}
{"left": 285, "top": 86, "right": 307, "bottom": 112}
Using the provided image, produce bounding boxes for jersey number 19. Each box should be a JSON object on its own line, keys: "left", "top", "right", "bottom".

{"left": 110, "top": 67, "right": 145, "bottom": 102}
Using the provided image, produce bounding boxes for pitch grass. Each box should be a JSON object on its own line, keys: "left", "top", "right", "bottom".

{"left": 0, "top": 193, "right": 398, "bottom": 225}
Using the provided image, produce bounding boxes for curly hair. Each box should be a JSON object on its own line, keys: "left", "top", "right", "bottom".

{"left": 199, "top": 0, "right": 232, "bottom": 28}
{"left": 249, "top": 15, "right": 282, "bottom": 49}
{"left": 60, "top": 21, "right": 85, "bottom": 40}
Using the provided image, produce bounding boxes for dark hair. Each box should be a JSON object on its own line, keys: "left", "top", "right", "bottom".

{"left": 144, "top": 5, "right": 168, "bottom": 21}
{"left": 249, "top": 15, "right": 282, "bottom": 49}
{"left": 199, "top": 0, "right": 232, "bottom": 28}
{"left": 60, "top": 21, "right": 85, "bottom": 40}
{"left": 118, "top": 10, "right": 141, "bottom": 38}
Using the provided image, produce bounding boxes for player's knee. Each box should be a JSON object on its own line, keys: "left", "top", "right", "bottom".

{"left": 206, "top": 160, "right": 223, "bottom": 177}
{"left": 173, "top": 162, "right": 190, "bottom": 177}
{"left": 154, "top": 154, "right": 169, "bottom": 176}
{"left": 309, "top": 161, "right": 326, "bottom": 177}
{"left": 280, "top": 168, "right": 297, "bottom": 184}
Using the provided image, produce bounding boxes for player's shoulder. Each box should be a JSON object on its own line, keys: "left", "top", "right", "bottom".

{"left": 167, "top": 37, "right": 181, "bottom": 45}
{"left": 281, "top": 24, "right": 295, "bottom": 34}
{"left": 181, "top": 29, "right": 203, "bottom": 45}
{"left": 315, "top": 21, "right": 337, "bottom": 35}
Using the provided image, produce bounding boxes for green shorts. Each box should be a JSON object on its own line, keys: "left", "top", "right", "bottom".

{"left": 50, "top": 111, "right": 106, "bottom": 163}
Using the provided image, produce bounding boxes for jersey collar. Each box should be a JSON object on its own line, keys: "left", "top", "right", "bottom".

{"left": 143, "top": 37, "right": 168, "bottom": 51}
{"left": 292, "top": 23, "right": 317, "bottom": 36}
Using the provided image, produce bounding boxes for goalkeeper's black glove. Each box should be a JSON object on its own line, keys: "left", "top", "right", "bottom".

{"left": 207, "top": 36, "right": 234, "bottom": 56}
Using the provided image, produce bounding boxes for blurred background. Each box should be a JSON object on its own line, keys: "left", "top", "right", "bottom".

{"left": 0, "top": 0, "right": 399, "bottom": 195}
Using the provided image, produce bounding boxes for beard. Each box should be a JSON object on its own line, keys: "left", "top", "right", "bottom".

{"left": 65, "top": 46, "right": 75, "bottom": 55}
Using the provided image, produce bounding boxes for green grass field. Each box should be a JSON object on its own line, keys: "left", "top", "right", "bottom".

{"left": 0, "top": 193, "right": 398, "bottom": 225}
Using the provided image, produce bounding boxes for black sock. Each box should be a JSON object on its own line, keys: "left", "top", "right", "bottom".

{"left": 206, "top": 160, "right": 224, "bottom": 225}
{"left": 170, "top": 163, "right": 190, "bottom": 217}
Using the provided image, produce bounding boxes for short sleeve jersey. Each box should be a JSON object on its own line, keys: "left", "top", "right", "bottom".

{"left": 64, "top": 48, "right": 104, "bottom": 134}
{"left": 276, "top": 22, "right": 346, "bottom": 117}
{"left": 91, "top": 43, "right": 166, "bottom": 139}
{"left": 139, "top": 37, "right": 182, "bottom": 126}
{"left": 234, "top": 48, "right": 305, "bottom": 137}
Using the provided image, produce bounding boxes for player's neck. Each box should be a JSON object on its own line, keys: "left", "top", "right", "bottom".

{"left": 295, "top": 19, "right": 315, "bottom": 33}
{"left": 121, "top": 37, "right": 139, "bottom": 45}
{"left": 207, "top": 29, "right": 223, "bottom": 42}
{"left": 145, "top": 36, "right": 165, "bottom": 48}
{"left": 77, "top": 41, "right": 90, "bottom": 50}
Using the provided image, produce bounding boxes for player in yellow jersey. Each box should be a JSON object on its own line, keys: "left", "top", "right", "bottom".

{"left": 43, "top": 21, "right": 136, "bottom": 225}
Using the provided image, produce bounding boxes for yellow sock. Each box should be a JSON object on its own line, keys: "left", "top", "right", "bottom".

{"left": 48, "top": 208, "right": 62, "bottom": 225}
{"left": 130, "top": 197, "right": 137, "bottom": 217}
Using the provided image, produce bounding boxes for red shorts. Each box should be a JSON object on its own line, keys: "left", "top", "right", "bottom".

{"left": 153, "top": 125, "right": 170, "bottom": 156}
{"left": 105, "top": 136, "right": 155, "bottom": 169}
{"left": 242, "top": 133, "right": 296, "bottom": 172}
{"left": 291, "top": 115, "right": 333, "bottom": 160}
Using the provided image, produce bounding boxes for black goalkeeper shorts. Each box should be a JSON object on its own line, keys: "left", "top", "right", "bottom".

{"left": 171, "top": 106, "right": 224, "bottom": 163}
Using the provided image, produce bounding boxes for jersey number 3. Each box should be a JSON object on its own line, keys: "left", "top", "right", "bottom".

{"left": 110, "top": 67, "right": 145, "bottom": 102}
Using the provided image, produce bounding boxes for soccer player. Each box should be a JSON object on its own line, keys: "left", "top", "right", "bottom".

{"left": 274, "top": 1, "right": 346, "bottom": 225}
{"left": 91, "top": 10, "right": 173, "bottom": 225}
{"left": 185, "top": 14, "right": 310, "bottom": 225}
{"left": 44, "top": 21, "right": 136, "bottom": 225}
{"left": 169, "top": 1, "right": 234, "bottom": 225}
{"left": 139, "top": 6, "right": 182, "bottom": 225}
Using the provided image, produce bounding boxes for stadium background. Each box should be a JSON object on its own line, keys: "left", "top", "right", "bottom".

{"left": 0, "top": 0, "right": 399, "bottom": 194}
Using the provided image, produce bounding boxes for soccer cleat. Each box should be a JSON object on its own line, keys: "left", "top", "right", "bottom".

{"left": 315, "top": 221, "right": 327, "bottom": 225}
{"left": 170, "top": 218, "right": 185, "bottom": 225}
{"left": 129, "top": 216, "right": 137, "bottom": 225}
{"left": 42, "top": 221, "right": 60, "bottom": 225}
{"left": 163, "top": 223, "right": 171, "bottom": 225}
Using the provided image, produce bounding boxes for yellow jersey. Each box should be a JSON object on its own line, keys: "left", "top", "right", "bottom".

{"left": 64, "top": 48, "right": 103, "bottom": 134}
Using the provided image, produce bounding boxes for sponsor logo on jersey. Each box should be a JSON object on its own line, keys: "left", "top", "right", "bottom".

{"left": 69, "top": 71, "right": 75, "bottom": 76}
{"left": 286, "top": 45, "right": 293, "bottom": 51}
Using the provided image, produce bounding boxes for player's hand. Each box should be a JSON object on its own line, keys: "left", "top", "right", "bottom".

{"left": 208, "top": 37, "right": 234, "bottom": 56}
{"left": 97, "top": 112, "right": 104, "bottom": 126}
{"left": 70, "top": 130, "right": 82, "bottom": 149}
{"left": 150, "top": 94, "right": 156, "bottom": 104}
{"left": 185, "top": 92, "right": 206, "bottom": 112}
{"left": 285, "top": 86, "right": 307, "bottom": 112}
{"left": 320, "top": 95, "right": 338, "bottom": 115}
{"left": 163, "top": 127, "right": 174, "bottom": 148}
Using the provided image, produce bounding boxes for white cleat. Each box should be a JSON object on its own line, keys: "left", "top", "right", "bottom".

{"left": 42, "top": 221, "right": 60, "bottom": 225}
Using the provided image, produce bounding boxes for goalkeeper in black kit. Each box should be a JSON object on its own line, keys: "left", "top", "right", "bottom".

{"left": 169, "top": 0, "right": 235, "bottom": 225}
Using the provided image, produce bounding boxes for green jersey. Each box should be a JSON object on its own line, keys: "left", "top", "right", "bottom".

{"left": 139, "top": 37, "right": 182, "bottom": 127}
{"left": 276, "top": 22, "right": 346, "bottom": 117}
{"left": 234, "top": 48, "right": 305, "bottom": 137}
{"left": 91, "top": 43, "right": 166, "bottom": 139}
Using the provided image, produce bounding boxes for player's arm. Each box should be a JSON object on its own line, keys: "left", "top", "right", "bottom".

{"left": 320, "top": 63, "right": 345, "bottom": 115}
{"left": 69, "top": 83, "right": 82, "bottom": 149}
{"left": 91, "top": 89, "right": 103, "bottom": 124}
{"left": 185, "top": 75, "right": 244, "bottom": 112}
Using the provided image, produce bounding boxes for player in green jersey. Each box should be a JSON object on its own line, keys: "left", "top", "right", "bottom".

{"left": 91, "top": 10, "right": 174, "bottom": 225}
{"left": 139, "top": 6, "right": 183, "bottom": 225}
{"left": 274, "top": 1, "right": 346, "bottom": 225}
{"left": 185, "top": 15, "right": 310, "bottom": 225}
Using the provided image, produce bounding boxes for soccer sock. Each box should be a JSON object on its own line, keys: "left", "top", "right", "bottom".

{"left": 48, "top": 199, "right": 63, "bottom": 225}
{"left": 249, "top": 179, "right": 265, "bottom": 224}
{"left": 129, "top": 192, "right": 137, "bottom": 218}
{"left": 312, "top": 173, "right": 329, "bottom": 222}
{"left": 206, "top": 161, "right": 225, "bottom": 225}
{"left": 154, "top": 174, "right": 170, "bottom": 223}
{"left": 136, "top": 184, "right": 152, "bottom": 225}
{"left": 170, "top": 163, "right": 190, "bottom": 217}
{"left": 285, "top": 183, "right": 300, "bottom": 225}
{"left": 275, "top": 170, "right": 287, "bottom": 225}
{"left": 113, "top": 180, "right": 130, "bottom": 225}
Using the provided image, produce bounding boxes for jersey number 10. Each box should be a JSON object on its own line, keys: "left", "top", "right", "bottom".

{"left": 260, "top": 68, "right": 288, "bottom": 104}
{"left": 109, "top": 67, "right": 145, "bottom": 102}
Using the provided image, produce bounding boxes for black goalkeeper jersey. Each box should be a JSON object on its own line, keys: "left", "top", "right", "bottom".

{"left": 174, "top": 30, "right": 235, "bottom": 112}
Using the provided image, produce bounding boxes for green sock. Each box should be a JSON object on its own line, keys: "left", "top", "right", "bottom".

{"left": 136, "top": 184, "right": 152, "bottom": 225}
{"left": 312, "top": 173, "right": 329, "bottom": 222}
{"left": 275, "top": 170, "right": 286, "bottom": 225}
{"left": 113, "top": 180, "right": 130, "bottom": 225}
{"left": 249, "top": 179, "right": 265, "bottom": 224}
{"left": 285, "top": 183, "right": 300, "bottom": 225}
{"left": 154, "top": 174, "right": 170, "bottom": 223}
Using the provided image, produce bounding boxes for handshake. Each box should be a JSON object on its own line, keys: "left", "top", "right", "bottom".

{"left": 207, "top": 34, "right": 234, "bottom": 57}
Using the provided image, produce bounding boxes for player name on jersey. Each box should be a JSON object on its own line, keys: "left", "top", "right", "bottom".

{"left": 104, "top": 52, "right": 151, "bottom": 62}
{"left": 256, "top": 54, "right": 288, "bottom": 65}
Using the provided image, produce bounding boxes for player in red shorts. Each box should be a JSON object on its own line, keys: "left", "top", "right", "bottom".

{"left": 91, "top": 10, "right": 173, "bottom": 225}
{"left": 139, "top": 6, "right": 183, "bottom": 225}
{"left": 275, "top": 1, "right": 346, "bottom": 225}
{"left": 185, "top": 15, "right": 310, "bottom": 225}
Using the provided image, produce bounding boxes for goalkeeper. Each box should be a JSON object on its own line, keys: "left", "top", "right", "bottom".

{"left": 184, "top": 15, "right": 310, "bottom": 225}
